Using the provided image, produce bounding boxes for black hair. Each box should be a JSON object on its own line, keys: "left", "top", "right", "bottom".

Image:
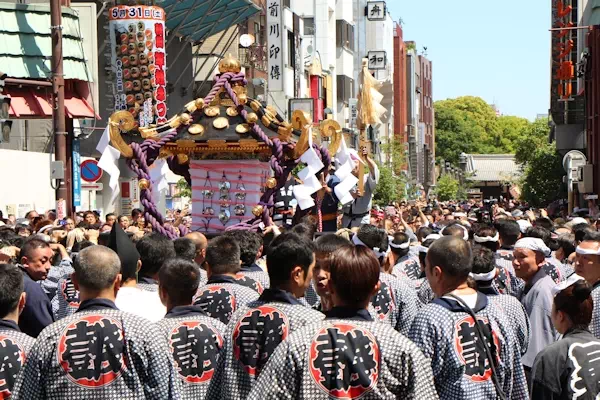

{"left": 573, "top": 223, "right": 593, "bottom": 243}
{"left": 535, "top": 217, "right": 554, "bottom": 231}
{"left": 473, "top": 224, "right": 499, "bottom": 252}
{"left": 314, "top": 233, "right": 350, "bottom": 254}
{"left": 158, "top": 258, "right": 201, "bottom": 306}
{"left": 418, "top": 238, "right": 436, "bottom": 269}
{"left": 106, "top": 213, "right": 116, "bottom": 220}
{"left": 131, "top": 208, "right": 143, "bottom": 219}
{"left": 20, "top": 238, "right": 49, "bottom": 261}
{"left": 71, "top": 240, "right": 95, "bottom": 254}
{"left": 417, "top": 226, "right": 433, "bottom": 242}
{"left": 442, "top": 222, "right": 469, "bottom": 239}
{"left": 329, "top": 245, "right": 380, "bottom": 308}
{"left": 554, "top": 280, "right": 594, "bottom": 329}
{"left": 173, "top": 237, "right": 197, "bottom": 261}
{"left": 525, "top": 226, "right": 558, "bottom": 251}
{"left": 471, "top": 245, "right": 496, "bottom": 275}
{"left": 583, "top": 231, "right": 600, "bottom": 242}
{"left": 223, "top": 230, "right": 262, "bottom": 266}
{"left": 556, "top": 234, "right": 576, "bottom": 258}
{"left": 290, "top": 223, "right": 317, "bottom": 241}
{"left": 117, "top": 215, "right": 128, "bottom": 223}
{"left": 390, "top": 232, "right": 410, "bottom": 258}
{"left": 494, "top": 219, "right": 521, "bottom": 246}
{"left": 205, "top": 236, "right": 241, "bottom": 275}
{"left": 356, "top": 224, "right": 384, "bottom": 249}
{"left": 427, "top": 236, "right": 472, "bottom": 281}
{"left": 0, "top": 264, "right": 23, "bottom": 319}
{"left": 136, "top": 233, "right": 176, "bottom": 278}
{"left": 267, "top": 236, "right": 315, "bottom": 288}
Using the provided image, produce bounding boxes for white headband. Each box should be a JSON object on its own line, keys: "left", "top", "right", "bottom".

{"left": 417, "top": 245, "right": 429, "bottom": 254}
{"left": 514, "top": 237, "right": 551, "bottom": 257}
{"left": 469, "top": 268, "right": 497, "bottom": 282}
{"left": 440, "top": 224, "right": 469, "bottom": 241}
{"left": 575, "top": 245, "right": 600, "bottom": 256}
{"left": 453, "top": 212, "right": 466, "bottom": 218}
{"left": 517, "top": 220, "right": 532, "bottom": 233}
{"left": 37, "top": 224, "right": 54, "bottom": 234}
{"left": 551, "top": 274, "right": 585, "bottom": 297}
{"left": 389, "top": 235, "right": 410, "bottom": 250}
{"left": 352, "top": 234, "right": 389, "bottom": 259}
{"left": 424, "top": 234, "right": 441, "bottom": 242}
{"left": 473, "top": 232, "right": 500, "bottom": 243}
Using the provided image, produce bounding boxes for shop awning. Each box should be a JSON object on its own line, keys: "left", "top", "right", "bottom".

{"left": 161, "top": 0, "right": 260, "bottom": 43}
{"left": 0, "top": 2, "right": 92, "bottom": 81}
{"left": 6, "top": 86, "right": 98, "bottom": 119}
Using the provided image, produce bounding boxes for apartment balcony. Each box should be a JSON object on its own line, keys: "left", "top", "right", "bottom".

{"left": 239, "top": 45, "right": 268, "bottom": 73}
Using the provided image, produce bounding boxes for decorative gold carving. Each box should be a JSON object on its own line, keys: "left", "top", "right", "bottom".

{"left": 252, "top": 205, "right": 264, "bottom": 217}
{"left": 226, "top": 107, "right": 239, "bottom": 117}
{"left": 204, "top": 106, "right": 220, "bottom": 117}
{"left": 185, "top": 98, "right": 203, "bottom": 113}
{"left": 265, "top": 177, "right": 277, "bottom": 189}
{"left": 277, "top": 125, "right": 292, "bottom": 142}
{"left": 246, "top": 113, "right": 258, "bottom": 124}
{"left": 292, "top": 110, "right": 312, "bottom": 158}
{"left": 218, "top": 54, "right": 242, "bottom": 74}
{"left": 236, "top": 123, "right": 250, "bottom": 134}
{"left": 108, "top": 110, "right": 134, "bottom": 158}
{"left": 237, "top": 93, "right": 248, "bottom": 105}
{"left": 207, "top": 140, "right": 227, "bottom": 148}
{"left": 176, "top": 153, "right": 189, "bottom": 164}
{"left": 175, "top": 140, "right": 197, "bottom": 149}
{"left": 320, "top": 119, "right": 342, "bottom": 156}
{"left": 250, "top": 100, "right": 261, "bottom": 112}
{"left": 188, "top": 124, "right": 205, "bottom": 135}
{"left": 261, "top": 115, "right": 272, "bottom": 127}
{"left": 139, "top": 126, "right": 158, "bottom": 140}
{"left": 138, "top": 178, "right": 150, "bottom": 190}
{"left": 213, "top": 117, "right": 229, "bottom": 130}
{"left": 239, "top": 139, "right": 259, "bottom": 148}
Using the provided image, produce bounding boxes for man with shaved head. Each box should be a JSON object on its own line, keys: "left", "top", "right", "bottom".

{"left": 574, "top": 231, "right": 600, "bottom": 338}
{"left": 409, "top": 236, "right": 528, "bottom": 399}
{"left": 185, "top": 232, "right": 208, "bottom": 265}
{"left": 12, "top": 246, "right": 180, "bottom": 399}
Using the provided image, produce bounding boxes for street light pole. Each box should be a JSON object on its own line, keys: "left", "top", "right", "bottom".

{"left": 51, "top": 0, "right": 72, "bottom": 217}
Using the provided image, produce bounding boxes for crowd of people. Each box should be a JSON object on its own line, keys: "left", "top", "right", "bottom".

{"left": 0, "top": 199, "right": 599, "bottom": 399}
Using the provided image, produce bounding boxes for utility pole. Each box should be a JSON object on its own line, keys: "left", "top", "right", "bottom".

{"left": 51, "top": 0, "right": 72, "bottom": 216}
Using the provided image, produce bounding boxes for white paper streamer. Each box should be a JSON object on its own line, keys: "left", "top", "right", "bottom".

{"left": 149, "top": 158, "right": 170, "bottom": 203}
{"left": 96, "top": 126, "right": 121, "bottom": 205}
{"left": 293, "top": 127, "right": 323, "bottom": 210}
{"left": 333, "top": 136, "right": 359, "bottom": 206}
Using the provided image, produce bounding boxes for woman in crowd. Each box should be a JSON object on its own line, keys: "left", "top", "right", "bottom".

{"left": 530, "top": 277, "right": 600, "bottom": 399}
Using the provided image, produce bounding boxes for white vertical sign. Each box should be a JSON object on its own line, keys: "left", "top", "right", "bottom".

{"left": 267, "top": 0, "right": 283, "bottom": 92}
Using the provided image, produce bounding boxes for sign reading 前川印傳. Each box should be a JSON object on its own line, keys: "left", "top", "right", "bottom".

{"left": 267, "top": 0, "right": 283, "bottom": 92}
{"left": 108, "top": 5, "right": 167, "bottom": 128}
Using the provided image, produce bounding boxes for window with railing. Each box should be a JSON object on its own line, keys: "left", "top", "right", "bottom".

{"left": 303, "top": 17, "right": 315, "bottom": 35}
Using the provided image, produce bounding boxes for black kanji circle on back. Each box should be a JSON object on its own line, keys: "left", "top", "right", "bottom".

{"left": 454, "top": 315, "right": 500, "bottom": 382}
{"left": 169, "top": 321, "right": 223, "bottom": 384}
{"left": 495, "top": 268, "right": 510, "bottom": 294}
{"left": 235, "top": 274, "right": 264, "bottom": 294}
{"left": 61, "top": 278, "right": 80, "bottom": 308}
{"left": 232, "top": 305, "right": 289, "bottom": 378}
{"left": 57, "top": 315, "right": 126, "bottom": 388}
{"left": 309, "top": 323, "right": 380, "bottom": 399}
{"left": 370, "top": 281, "right": 395, "bottom": 322}
{"left": 404, "top": 261, "right": 422, "bottom": 280}
{"left": 0, "top": 335, "right": 26, "bottom": 399}
{"left": 193, "top": 286, "right": 236, "bottom": 324}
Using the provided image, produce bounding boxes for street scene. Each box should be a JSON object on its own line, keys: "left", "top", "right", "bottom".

{"left": 0, "top": 0, "right": 599, "bottom": 398}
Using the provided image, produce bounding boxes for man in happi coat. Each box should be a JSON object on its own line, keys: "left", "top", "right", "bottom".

{"left": 390, "top": 231, "right": 422, "bottom": 283}
{"left": 408, "top": 236, "right": 528, "bottom": 400}
{"left": 155, "top": 258, "right": 226, "bottom": 400}
{"left": 573, "top": 232, "right": 600, "bottom": 339}
{"left": 207, "top": 233, "right": 324, "bottom": 399}
{"left": 193, "top": 236, "right": 259, "bottom": 324}
{"left": 470, "top": 245, "right": 531, "bottom": 356}
{"left": 223, "top": 230, "right": 270, "bottom": 291}
{"left": 12, "top": 245, "right": 179, "bottom": 400}
{"left": 355, "top": 224, "right": 419, "bottom": 335}
{"left": 0, "top": 264, "right": 35, "bottom": 399}
{"left": 247, "top": 244, "right": 438, "bottom": 400}
{"left": 512, "top": 237, "right": 558, "bottom": 379}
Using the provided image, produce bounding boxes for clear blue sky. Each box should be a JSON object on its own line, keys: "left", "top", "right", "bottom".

{"left": 388, "top": 0, "right": 551, "bottom": 120}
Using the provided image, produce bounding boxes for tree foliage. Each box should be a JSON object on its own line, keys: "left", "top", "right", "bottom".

{"left": 373, "top": 136, "right": 407, "bottom": 205}
{"left": 435, "top": 174, "right": 460, "bottom": 201}
{"left": 514, "top": 118, "right": 551, "bottom": 165}
{"left": 519, "top": 142, "right": 566, "bottom": 207}
{"left": 435, "top": 96, "right": 543, "bottom": 165}
{"left": 175, "top": 178, "right": 191, "bottom": 198}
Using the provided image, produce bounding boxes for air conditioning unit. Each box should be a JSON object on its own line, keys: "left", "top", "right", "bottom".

{"left": 577, "top": 164, "right": 594, "bottom": 193}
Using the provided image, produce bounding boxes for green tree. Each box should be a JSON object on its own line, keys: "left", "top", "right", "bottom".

{"left": 519, "top": 142, "right": 566, "bottom": 207}
{"left": 434, "top": 96, "right": 532, "bottom": 164}
{"left": 435, "top": 174, "right": 460, "bottom": 201}
{"left": 373, "top": 163, "right": 404, "bottom": 205}
{"left": 514, "top": 118, "right": 551, "bottom": 165}
{"left": 174, "top": 178, "right": 191, "bottom": 198}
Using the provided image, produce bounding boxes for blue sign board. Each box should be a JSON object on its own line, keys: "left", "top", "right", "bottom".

{"left": 72, "top": 139, "right": 81, "bottom": 207}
